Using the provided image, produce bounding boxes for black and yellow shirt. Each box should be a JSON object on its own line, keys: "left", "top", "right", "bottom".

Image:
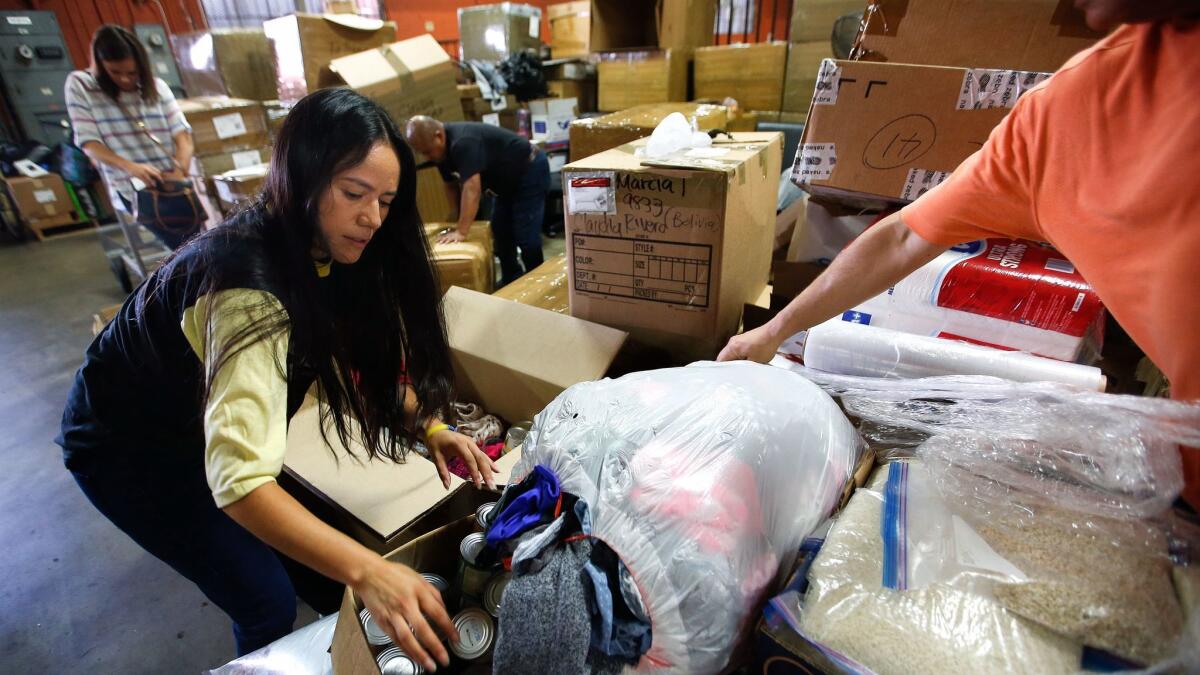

{"left": 59, "top": 215, "right": 330, "bottom": 507}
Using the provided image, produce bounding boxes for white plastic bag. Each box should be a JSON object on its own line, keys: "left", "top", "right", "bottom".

{"left": 511, "top": 361, "right": 864, "bottom": 673}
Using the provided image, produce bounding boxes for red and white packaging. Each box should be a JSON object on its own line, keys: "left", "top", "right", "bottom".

{"left": 840, "top": 239, "right": 1106, "bottom": 362}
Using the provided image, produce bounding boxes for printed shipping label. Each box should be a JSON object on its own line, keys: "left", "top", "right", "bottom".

{"left": 792, "top": 143, "right": 837, "bottom": 183}
{"left": 900, "top": 168, "right": 951, "bottom": 201}
{"left": 481, "top": 112, "right": 500, "bottom": 126}
{"left": 956, "top": 69, "right": 1050, "bottom": 111}
{"left": 812, "top": 60, "right": 842, "bottom": 106}
{"left": 566, "top": 173, "right": 616, "bottom": 215}
{"left": 33, "top": 189, "right": 56, "bottom": 204}
{"left": 6, "top": 16, "right": 32, "bottom": 25}
{"left": 529, "top": 16, "right": 540, "bottom": 39}
{"left": 231, "top": 149, "right": 263, "bottom": 170}
{"left": 212, "top": 112, "right": 248, "bottom": 140}
{"left": 216, "top": 181, "right": 236, "bottom": 204}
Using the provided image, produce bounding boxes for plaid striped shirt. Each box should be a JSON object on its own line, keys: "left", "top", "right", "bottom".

{"left": 64, "top": 71, "right": 191, "bottom": 209}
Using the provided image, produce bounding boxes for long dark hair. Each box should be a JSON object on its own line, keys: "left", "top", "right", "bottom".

{"left": 90, "top": 24, "right": 158, "bottom": 103}
{"left": 200, "top": 88, "right": 453, "bottom": 462}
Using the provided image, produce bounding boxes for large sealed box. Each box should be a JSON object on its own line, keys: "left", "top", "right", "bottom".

{"left": 493, "top": 254, "right": 569, "bottom": 314}
{"left": 178, "top": 97, "right": 269, "bottom": 156}
{"left": 424, "top": 221, "right": 495, "bottom": 295}
{"left": 595, "top": 49, "right": 688, "bottom": 112}
{"left": 795, "top": 59, "right": 1046, "bottom": 206}
{"left": 694, "top": 41, "right": 788, "bottom": 111}
{"left": 212, "top": 164, "right": 268, "bottom": 212}
{"left": 789, "top": 0, "right": 866, "bottom": 43}
{"left": 568, "top": 102, "right": 729, "bottom": 162}
{"left": 457, "top": 3, "right": 543, "bottom": 62}
{"left": 548, "top": 0, "right": 590, "bottom": 58}
{"left": 319, "top": 35, "right": 464, "bottom": 128}
{"left": 854, "top": 0, "right": 1103, "bottom": 72}
{"left": 562, "top": 132, "right": 782, "bottom": 358}
{"left": 171, "top": 29, "right": 278, "bottom": 101}
{"left": 783, "top": 41, "right": 832, "bottom": 114}
{"left": 590, "top": 0, "right": 715, "bottom": 55}
{"left": 2, "top": 173, "right": 80, "bottom": 235}
{"left": 282, "top": 287, "right": 627, "bottom": 554}
{"left": 263, "top": 13, "right": 397, "bottom": 104}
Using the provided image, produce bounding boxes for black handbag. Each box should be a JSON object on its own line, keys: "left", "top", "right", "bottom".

{"left": 115, "top": 100, "right": 206, "bottom": 249}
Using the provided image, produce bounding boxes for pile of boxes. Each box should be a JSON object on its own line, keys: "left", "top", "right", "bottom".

{"left": 178, "top": 97, "right": 270, "bottom": 222}
{"left": 0, "top": 172, "right": 87, "bottom": 240}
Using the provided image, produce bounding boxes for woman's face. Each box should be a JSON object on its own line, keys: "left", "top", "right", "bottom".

{"left": 100, "top": 58, "right": 140, "bottom": 92}
{"left": 315, "top": 141, "right": 400, "bottom": 265}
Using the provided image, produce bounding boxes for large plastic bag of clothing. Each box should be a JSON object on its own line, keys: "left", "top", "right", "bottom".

{"left": 776, "top": 362, "right": 1200, "bottom": 671}
{"left": 510, "top": 361, "right": 864, "bottom": 673}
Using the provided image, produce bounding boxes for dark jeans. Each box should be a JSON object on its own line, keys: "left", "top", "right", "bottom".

{"left": 70, "top": 455, "right": 344, "bottom": 656}
{"left": 492, "top": 151, "right": 549, "bottom": 286}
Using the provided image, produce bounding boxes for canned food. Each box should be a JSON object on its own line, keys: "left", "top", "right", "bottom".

{"left": 457, "top": 532, "right": 493, "bottom": 600}
{"left": 420, "top": 572, "right": 449, "bottom": 595}
{"left": 449, "top": 607, "right": 495, "bottom": 662}
{"left": 376, "top": 646, "right": 424, "bottom": 675}
{"left": 482, "top": 573, "right": 510, "bottom": 618}
{"left": 475, "top": 502, "right": 497, "bottom": 530}
{"left": 359, "top": 607, "right": 392, "bottom": 646}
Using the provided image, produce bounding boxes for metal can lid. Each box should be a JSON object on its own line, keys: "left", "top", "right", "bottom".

{"left": 482, "top": 574, "right": 510, "bottom": 618}
{"left": 459, "top": 532, "right": 487, "bottom": 564}
{"left": 475, "top": 502, "right": 497, "bottom": 528}
{"left": 420, "top": 572, "right": 449, "bottom": 594}
{"left": 449, "top": 607, "right": 494, "bottom": 661}
{"left": 376, "top": 646, "right": 424, "bottom": 675}
{"left": 359, "top": 607, "right": 393, "bottom": 646}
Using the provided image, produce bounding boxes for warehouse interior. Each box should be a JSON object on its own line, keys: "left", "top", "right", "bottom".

{"left": 0, "top": 0, "right": 1197, "bottom": 674}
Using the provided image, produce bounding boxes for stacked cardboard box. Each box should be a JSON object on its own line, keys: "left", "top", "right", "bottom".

{"left": 528, "top": 97, "right": 578, "bottom": 147}
{"left": 568, "top": 102, "right": 730, "bottom": 161}
{"left": 211, "top": 164, "right": 268, "bottom": 214}
{"left": 783, "top": 0, "right": 864, "bottom": 117}
{"left": 795, "top": 0, "right": 1103, "bottom": 207}
{"left": 178, "top": 97, "right": 270, "bottom": 224}
{"left": 262, "top": 13, "right": 397, "bottom": 104}
{"left": 591, "top": 0, "right": 716, "bottom": 111}
{"left": 562, "top": 132, "right": 782, "bottom": 359}
{"left": 171, "top": 29, "right": 278, "bottom": 101}
{"left": 548, "top": 1, "right": 590, "bottom": 58}
{"left": 461, "top": 94, "right": 519, "bottom": 123}
{"left": 1, "top": 173, "right": 84, "bottom": 239}
{"left": 424, "top": 221, "right": 495, "bottom": 296}
{"left": 694, "top": 41, "right": 789, "bottom": 111}
{"left": 457, "top": 3, "right": 543, "bottom": 62}
{"left": 544, "top": 58, "right": 597, "bottom": 113}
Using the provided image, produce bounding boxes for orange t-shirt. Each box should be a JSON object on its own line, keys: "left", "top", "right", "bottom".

{"left": 901, "top": 20, "right": 1200, "bottom": 507}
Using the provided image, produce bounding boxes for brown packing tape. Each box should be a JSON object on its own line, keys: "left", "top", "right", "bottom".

{"left": 381, "top": 44, "right": 416, "bottom": 89}
{"left": 44, "top": 203, "right": 56, "bottom": 216}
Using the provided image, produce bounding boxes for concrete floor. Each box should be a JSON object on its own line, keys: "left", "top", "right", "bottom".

{"left": 0, "top": 227, "right": 566, "bottom": 673}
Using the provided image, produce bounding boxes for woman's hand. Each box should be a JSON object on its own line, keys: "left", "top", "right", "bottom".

{"left": 123, "top": 161, "right": 163, "bottom": 186}
{"left": 353, "top": 558, "right": 458, "bottom": 672}
{"left": 427, "top": 429, "right": 498, "bottom": 490}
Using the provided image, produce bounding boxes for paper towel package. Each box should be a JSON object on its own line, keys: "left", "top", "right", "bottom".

{"left": 840, "top": 239, "right": 1105, "bottom": 362}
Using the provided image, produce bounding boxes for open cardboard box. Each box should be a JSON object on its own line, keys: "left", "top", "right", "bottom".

{"left": 281, "top": 287, "right": 628, "bottom": 554}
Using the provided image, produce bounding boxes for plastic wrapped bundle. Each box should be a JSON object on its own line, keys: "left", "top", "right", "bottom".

{"left": 781, "top": 364, "right": 1200, "bottom": 669}
{"left": 511, "top": 362, "right": 864, "bottom": 673}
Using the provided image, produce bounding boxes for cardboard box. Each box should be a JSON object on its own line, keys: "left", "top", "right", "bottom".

{"left": 542, "top": 58, "right": 594, "bottom": 81}
{"left": 547, "top": 78, "right": 596, "bottom": 113}
{"left": 568, "top": 102, "right": 729, "bottom": 162}
{"left": 493, "top": 254, "right": 569, "bottom": 314}
{"left": 2, "top": 174, "right": 81, "bottom": 235}
{"left": 416, "top": 164, "right": 454, "bottom": 223}
{"left": 591, "top": 0, "right": 714, "bottom": 55}
{"left": 562, "top": 132, "right": 782, "bottom": 358}
{"left": 789, "top": 0, "right": 866, "bottom": 43}
{"left": 424, "top": 221, "right": 495, "bottom": 295}
{"left": 263, "top": 100, "right": 291, "bottom": 141}
{"left": 783, "top": 41, "right": 831, "bottom": 114}
{"left": 528, "top": 97, "right": 578, "bottom": 145}
{"left": 595, "top": 50, "right": 689, "bottom": 112}
{"left": 320, "top": 35, "right": 464, "bottom": 129}
{"left": 171, "top": 29, "right": 278, "bottom": 101}
{"left": 212, "top": 164, "right": 268, "bottom": 211}
{"left": 795, "top": 59, "right": 1046, "bottom": 207}
{"left": 457, "top": 3, "right": 542, "bottom": 62}
{"left": 178, "top": 97, "right": 269, "bottom": 156}
{"left": 191, "top": 146, "right": 272, "bottom": 181}
{"left": 282, "top": 286, "right": 626, "bottom": 554}
{"left": 694, "top": 42, "right": 788, "bottom": 111}
{"left": 480, "top": 107, "right": 530, "bottom": 136}
{"left": 855, "top": 0, "right": 1104, "bottom": 72}
{"left": 462, "top": 95, "right": 519, "bottom": 122}
{"left": 548, "top": 0, "right": 590, "bottom": 58}
{"left": 93, "top": 303, "right": 122, "bottom": 337}
{"left": 263, "top": 13, "right": 397, "bottom": 104}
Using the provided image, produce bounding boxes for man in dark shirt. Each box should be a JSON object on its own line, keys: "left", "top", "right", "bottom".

{"left": 405, "top": 116, "right": 549, "bottom": 286}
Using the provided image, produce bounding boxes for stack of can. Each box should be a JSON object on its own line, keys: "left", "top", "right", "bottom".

{"left": 357, "top": 501, "right": 513, "bottom": 672}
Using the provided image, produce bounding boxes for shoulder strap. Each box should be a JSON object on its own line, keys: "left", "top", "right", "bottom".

{"left": 112, "top": 96, "right": 183, "bottom": 172}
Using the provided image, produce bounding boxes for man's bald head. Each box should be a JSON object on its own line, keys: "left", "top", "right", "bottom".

{"left": 405, "top": 116, "right": 446, "bottom": 162}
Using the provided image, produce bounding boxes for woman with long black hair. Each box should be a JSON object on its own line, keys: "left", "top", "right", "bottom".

{"left": 57, "top": 88, "right": 495, "bottom": 670}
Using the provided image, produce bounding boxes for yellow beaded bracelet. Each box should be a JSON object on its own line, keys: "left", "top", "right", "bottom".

{"left": 424, "top": 423, "right": 451, "bottom": 441}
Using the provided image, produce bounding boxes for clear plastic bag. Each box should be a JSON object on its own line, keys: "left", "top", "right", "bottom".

{"left": 511, "top": 361, "right": 864, "bottom": 674}
{"left": 777, "top": 363, "right": 1200, "bottom": 668}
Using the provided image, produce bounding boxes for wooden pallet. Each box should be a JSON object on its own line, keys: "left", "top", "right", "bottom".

{"left": 28, "top": 219, "right": 97, "bottom": 242}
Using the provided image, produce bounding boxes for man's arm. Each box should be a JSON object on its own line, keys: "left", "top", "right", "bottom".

{"left": 442, "top": 180, "right": 460, "bottom": 220}
{"left": 717, "top": 212, "right": 945, "bottom": 362}
{"left": 455, "top": 174, "right": 482, "bottom": 235}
